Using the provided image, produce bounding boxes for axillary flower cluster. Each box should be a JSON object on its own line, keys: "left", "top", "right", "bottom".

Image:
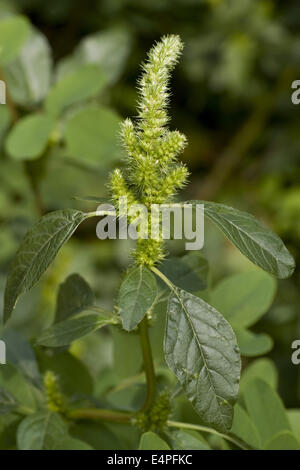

{"left": 110, "top": 35, "right": 189, "bottom": 266}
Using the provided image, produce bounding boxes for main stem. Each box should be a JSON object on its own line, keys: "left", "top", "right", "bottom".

{"left": 139, "top": 316, "right": 156, "bottom": 412}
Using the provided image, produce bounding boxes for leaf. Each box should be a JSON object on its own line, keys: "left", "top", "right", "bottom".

{"left": 37, "top": 312, "right": 116, "bottom": 347}
{"left": 264, "top": 431, "right": 300, "bottom": 450}
{"left": 111, "top": 327, "right": 143, "bottom": 379}
{"left": 17, "top": 412, "right": 74, "bottom": 450}
{"left": 1, "top": 329, "right": 40, "bottom": 386}
{"left": 106, "top": 382, "right": 146, "bottom": 412}
{"left": 64, "top": 105, "right": 123, "bottom": 166}
{"left": 243, "top": 379, "right": 291, "bottom": 446}
{"left": 0, "top": 363, "right": 36, "bottom": 411}
{"left": 118, "top": 265, "right": 157, "bottom": 331}
{"left": 165, "top": 287, "right": 241, "bottom": 433}
{"left": 3, "top": 28, "right": 52, "bottom": 107}
{"left": 55, "top": 273, "right": 94, "bottom": 323}
{"left": 287, "top": 410, "right": 300, "bottom": 441}
{"left": 210, "top": 270, "right": 276, "bottom": 329}
{"left": 159, "top": 253, "right": 209, "bottom": 292}
{"left": 56, "top": 27, "right": 132, "bottom": 85}
{"left": 70, "top": 421, "right": 122, "bottom": 450}
{"left": 46, "top": 64, "right": 107, "bottom": 117}
{"left": 36, "top": 350, "right": 93, "bottom": 396}
{"left": 55, "top": 437, "right": 93, "bottom": 450}
{"left": 0, "top": 414, "right": 21, "bottom": 450}
{"left": 105, "top": 422, "right": 140, "bottom": 450}
{"left": 139, "top": 432, "right": 170, "bottom": 450}
{"left": 0, "top": 387, "right": 17, "bottom": 415}
{"left": 231, "top": 404, "right": 261, "bottom": 448}
{"left": 235, "top": 329, "right": 273, "bottom": 357}
{"left": 5, "top": 113, "right": 54, "bottom": 160}
{"left": 0, "top": 15, "right": 30, "bottom": 65}
{"left": 186, "top": 200, "right": 295, "bottom": 279}
{"left": 75, "top": 28, "right": 131, "bottom": 84}
{"left": 240, "top": 358, "right": 278, "bottom": 392}
{"left": 4, "top": 209, "right": 88, "bottom": 323}
{"left": 171, "top": 430, "right": 210, "bottom": 450}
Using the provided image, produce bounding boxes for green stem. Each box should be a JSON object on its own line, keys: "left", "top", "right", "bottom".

{"left": 24, "top": 161, "right": 44, "bottom": 216}
{"left": 167, "top": 420, "right": 252, "bottom": 450}
{"left": 151, "top": 266, "right": 174, "bottom": 291}
{"left": 67, "top": 408, "right": 132, "bottom": 424}
{"left": 139, "top": 316, "right": 156, "bottom": 412}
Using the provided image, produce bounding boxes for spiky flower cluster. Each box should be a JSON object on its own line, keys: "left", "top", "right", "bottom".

{"left": 43, "top": 371, "right": 66, "bottom": 413}
{"left": 110, "top": 35, "right": 188, "bottom": 265}
{"left": 135, "top": 390, "right": 171, "bottom": 432}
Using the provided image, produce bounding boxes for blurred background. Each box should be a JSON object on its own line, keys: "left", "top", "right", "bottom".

{"left": 0, "top": 0, "right": 299, "bottom": 413}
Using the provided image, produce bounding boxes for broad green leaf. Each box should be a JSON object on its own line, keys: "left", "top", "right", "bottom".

{"left": 4, "top": 209, "right": 88, "bottom": 323}
{"left": 244, "top": 379, "right": 291, "bottom": 446}
{"left": 240, "top": 358, "right": 278, "bottom": 392}
{"left": 0, "top": 363, "right": 36, "bottom": 411}
{"left": 1, "top": 329, "right": 40, "bottom": 385}
{"left": 64, "top": 105, "right": 122, "bottom": 166}
{"left": 139, "top": 431, "right": 170, "bottom": 450}
{"left": 17, "top": 412, "right": 72, "bottom": 450}
{"left": 118, "top": 265, "right": 157, "bottom": 331}
{"left": 264, "top": 431, "right": 300, "bottom": 450}
{"left": 171, "top": 430, "right": 210, "bottom": 450}
{"left": 186, "top": 201, "right": 295, "bottom": 279}
{"left": 165, "top": 287, "right": 240, "bottom": 433}
{"left": 37, "top": 350, "right": 93, "bottom": 396}
{"left": 159, "top": 254, "right": 209, "bottom": 292}
{"left": 5, "top": 113, "right": 54, "bottom": 160}
{"left": 231, "top": 404, "right": 261, "bottom": 449}
{"left": 3, "top": 28, "right": 52, "bottom": 107}
{"left": 70, "top": 421, "right": 122, "bottom": 450}
{"left": 106, "top": 382, "right": 146, "bottom": 412}
{"left": 55, "top": 273, "right": 94, "bottom": 323}
{"left": 55, "top": 437, "right": 93, "bottom": 450}
{"left": 288, "top": 410, "right": 300, "bottom": 442}
{"left": 112, "top": 327, "right": 143, "bottom": 379}
{"left": 105, "top": 422, "right": 140, "bottom": 450}
{"left": 210, "top": 271, "right": 276, "bottom": 328}
{"left": 235, "top": 329, "right": 273, "bottom": 357}
{"left": 46, "top": 64, "right": 106, "bottom": 117}
{"left": 0, "top": 414, "right": 21, "bottom": 450}
{"left": 0, "top": 15, "right": 29, "bottom": 65}
{"left": 37, "top": 312, "right": 116, "bottom": 347}
{"left": 0, "top": 387, "right": 17, "bottom": 415}
{"left": 75, "top": 28, "right": 131, "bottom": 84}
{"left": 56, "top": 28, "right": 131, "bottom": 85}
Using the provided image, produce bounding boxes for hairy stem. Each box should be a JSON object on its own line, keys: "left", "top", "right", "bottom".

{"left": 167, "top": 420, "right": 252, "bottom": 450}
{"left": 139, "top": 316, "right": 156, "bottom": 412}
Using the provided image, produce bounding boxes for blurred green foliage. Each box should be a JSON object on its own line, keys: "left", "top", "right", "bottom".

{"left": 0, "top": 0, "right": 299, "bottom": 450}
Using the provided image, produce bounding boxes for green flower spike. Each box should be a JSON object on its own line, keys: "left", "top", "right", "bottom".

{"left": 110, "top": 35, "right": 189, "bottom": 266}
